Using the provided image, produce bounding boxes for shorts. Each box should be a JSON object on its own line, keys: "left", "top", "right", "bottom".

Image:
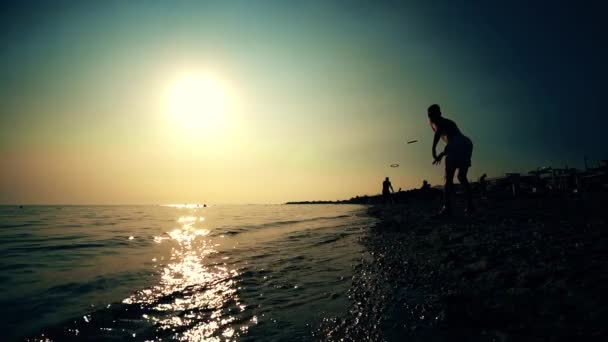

{"left": 445, "top": 135, "right": 473, "bottom": 169}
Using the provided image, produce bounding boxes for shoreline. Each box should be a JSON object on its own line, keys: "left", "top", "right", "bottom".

{"left": 320, "top": 193, "right": 608, "bottom": 341}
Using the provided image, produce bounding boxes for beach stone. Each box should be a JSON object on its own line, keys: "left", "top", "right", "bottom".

{"left": 464, "top": 259, "right": 488, "bottom": 273}
{"left": 506, "top": 287, "right": 531, "bottom": 296}
{"left": 448, "top": 232, "right": 465, "bottom": 242}
{"left": 492, "top": 330, "right": 509, "bottom": 342}
{"left": 519, "top": 268, "right": 547, "bottom": 287}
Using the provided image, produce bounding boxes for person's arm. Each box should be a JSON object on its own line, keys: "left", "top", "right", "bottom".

{"left": 433, "top": 151, "right": 445, "bottom": 165}
{"left": 432, "top": 130, "right": 446, "bottom": 165}
{"left": 431, "top": 119, "right": 444, "bottom": 165}
{"left": 432, "top": 130, "right": 441, "bottom": 160}
{"left": 390, "top": 184, "right": 394, "bottom": 193}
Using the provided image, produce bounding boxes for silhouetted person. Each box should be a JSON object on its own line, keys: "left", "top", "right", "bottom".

{"left": 382, "top": 177, "right": 394, "bottom": 204}
{"left": 479, "top": 173, "right": 487, "bottom": 198}
{"left": 421, "top": 180, "right": 431, "bottom": 190}
{"left": 428, "top": 104, "right": 474, "bottom": 216}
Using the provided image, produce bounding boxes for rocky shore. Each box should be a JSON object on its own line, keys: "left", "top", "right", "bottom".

{"left": 319, "top": 193, "right": 608, "bottom": 341}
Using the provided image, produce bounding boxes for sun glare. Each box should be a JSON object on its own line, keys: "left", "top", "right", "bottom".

{"left": 165, "top": 72, "right": 230, "bottom": 135}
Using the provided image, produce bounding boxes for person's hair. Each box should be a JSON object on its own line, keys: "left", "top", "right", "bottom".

{"left": 427, "top": 104, "right": 441, "bottom": 117}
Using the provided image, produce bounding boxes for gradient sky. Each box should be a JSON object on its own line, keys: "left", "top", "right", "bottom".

{"left": 1, "top": 0, "right": 606, "bottom": 204}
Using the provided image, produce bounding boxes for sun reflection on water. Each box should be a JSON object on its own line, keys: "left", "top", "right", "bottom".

{"left": 122, "top": 214, "right": 252, "bottom": 341}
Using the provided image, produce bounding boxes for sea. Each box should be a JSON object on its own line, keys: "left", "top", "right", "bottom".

{"left": 0, "top": 204, "right": 375, "bottom": 341}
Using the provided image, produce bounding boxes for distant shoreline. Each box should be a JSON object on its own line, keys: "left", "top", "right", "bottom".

{"left": 286, "top": 188, "right": 443, "bottom": 205}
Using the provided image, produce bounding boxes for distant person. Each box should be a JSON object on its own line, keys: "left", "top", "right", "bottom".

{"left": 479, "top": 173, "right": 488, "bottom": 198}
{"left": 382, "top": 177, "right": 394, "bottom": 204}
{"left": 421, "top": 180, "right": 431, "bottom": 190}
{"left": 427, "top": 104, "right": 474, "bottom": 216}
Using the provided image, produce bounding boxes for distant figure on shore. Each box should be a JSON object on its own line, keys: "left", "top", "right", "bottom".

{"left": 428, "top": 104, "right": 474, "bottom": 216}
{"left": 479, "top": 173, "right": 488, "bottom": 198}
{"left": 382, "top": 177, "right": 394, "bottom": 204}
{"left": 421, "top": 180, "right": 431, "bottom": 190}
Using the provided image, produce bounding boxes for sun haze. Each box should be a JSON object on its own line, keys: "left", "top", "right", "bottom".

{"left": 0, "top": 1, "right": 605, "bottom": 204}
{"left": 164, "top": 72, "right": 231, "bottom": 137}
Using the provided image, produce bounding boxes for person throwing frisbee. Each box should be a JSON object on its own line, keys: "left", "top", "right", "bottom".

{"left": 427, "top": 104, "right": 474, "bottom": 216}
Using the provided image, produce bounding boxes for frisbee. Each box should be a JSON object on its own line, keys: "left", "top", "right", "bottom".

{"left": 390, "top": 164, "right": 399, "bottom": 168}
{"left": 407, "top": 140, "right": 418, "bottom": 144}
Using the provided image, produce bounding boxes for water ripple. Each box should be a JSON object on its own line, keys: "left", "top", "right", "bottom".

{"left": 1, "top": 204, "right": 375, "bottom": 341}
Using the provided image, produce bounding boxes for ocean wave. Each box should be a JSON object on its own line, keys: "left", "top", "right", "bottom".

{"left": 5, "top": 242, "right": 111, "bottom": 253}
{"left": 1, "top": 204, "right": 375, "bottom": 341}
{"left": 218, "top": 214, "right": 354, "bottom": 236}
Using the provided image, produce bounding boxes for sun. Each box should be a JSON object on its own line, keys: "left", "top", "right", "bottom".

{"left": 165, "top": 72, "right": 230, "bottom": 135}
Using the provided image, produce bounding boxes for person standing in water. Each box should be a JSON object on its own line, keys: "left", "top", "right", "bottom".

{"left": 427, "top": 104, "right": 474, "bottom": 216}
{"left": 382, "top": 177, "right": 394, "bottom": 204}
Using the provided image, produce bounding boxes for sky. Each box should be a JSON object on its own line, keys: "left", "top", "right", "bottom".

{"left": 1, "top": 0, "right": 606, "bottom": 204}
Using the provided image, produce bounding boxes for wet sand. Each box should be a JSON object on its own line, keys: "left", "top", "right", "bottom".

{"left": 320, "top": 193, "right": 608, "bottom": 341}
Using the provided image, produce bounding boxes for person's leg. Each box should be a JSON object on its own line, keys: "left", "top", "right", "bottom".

{"left": 458, "top": 166, "right": 474, "bottom": 212}
{"left": 443, "top": 164, "right": 456, "bottom": 214}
